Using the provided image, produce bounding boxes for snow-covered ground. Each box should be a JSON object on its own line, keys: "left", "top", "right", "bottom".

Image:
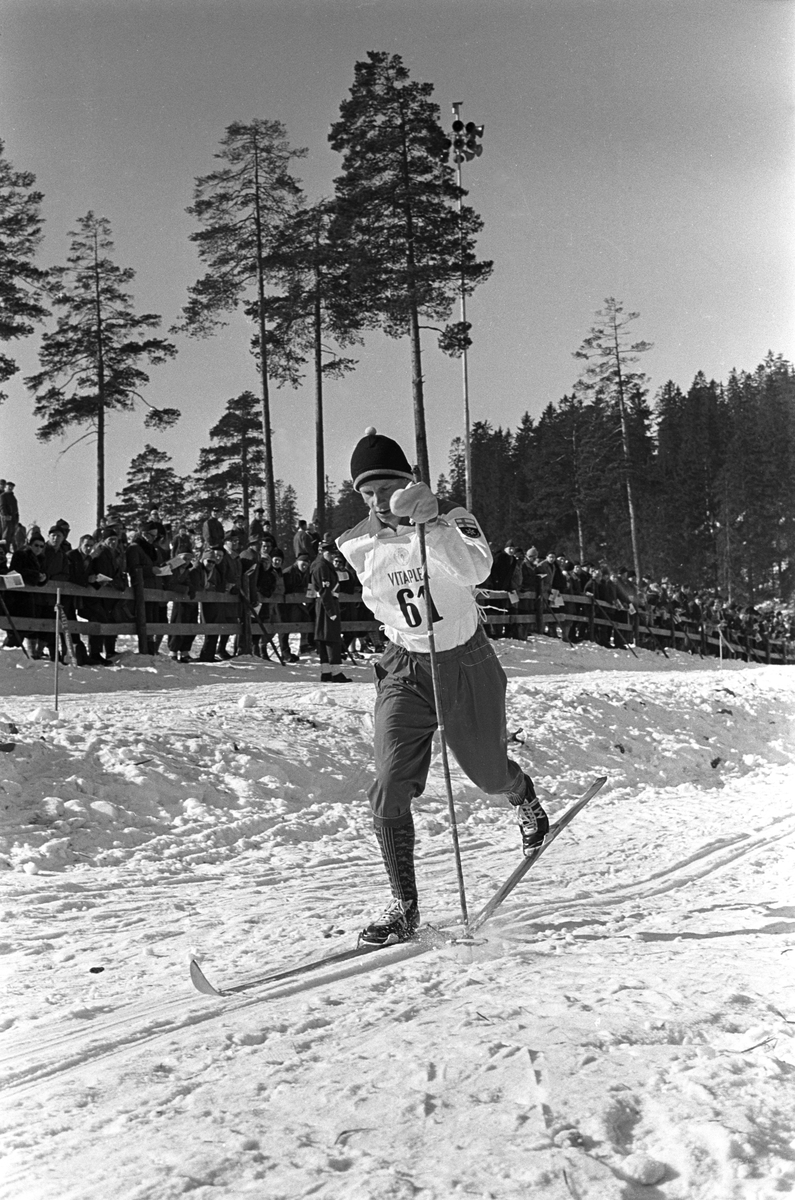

{"left": 1, "top": 638, "right": 794, "bottom": 1200}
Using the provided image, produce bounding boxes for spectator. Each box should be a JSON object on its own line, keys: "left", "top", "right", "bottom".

{"left": 331, "top": 548, "right": 361, "bottom": 657}
{"left": 172, "top": 523, "right": 194, "bottom": 556}
{"left": 197, "top": 545, "right": 238, "bottom": 662}
{"left": 488, "top": 541, "right": 522, "bottom": 638}
{"left": 269, "top": 549, "right": 297, "bottom": 662}
{"left": 0, "top": 481, "right": 20, "bottom": 548}
{"left": 43, "top": 526, "right": 69, "bottom": 583}
{"left": 201, "top": 504, "right": 225, "bottom": 551}
{"left": 309, "top": 537, "right": 350, "bottom": 683}
{"left": 293, "top": 519, "right": 314, "bottom": 560}
{"left": 514, "top": 547, "right": 540, "bottom": 642}
{"left": 9, "top": 530, "right": 47, "bottom": 657}
{"left": 41, "top": 525, "right": 71, "bottom": 660}
{"left": 90, "top": 526, "right": 128, "bottom": 662}
{"left": 557, "top": 558, "right": 581, "bottom": 645}
{"left": 126, "top": 521, "right": 161, "bottom": 655}
{"left": 307, "top": 521, "right": 321, "bottom": 560}
{"left": 536, "top": 551, "right": 567, "bottom": 637}
{"left": 249, "top": 509, "right": 278, "bottom": 557}
{"left": 216, "top": 532, "right": 245, "bottom": 659}
{"left": 283, "top": 552, "right": 313, "bottom": 655}
{"left": 167, "top": 549, "right": 203, "bottom": 663}
{"left": 250, "top": 547, "right": 279, "bottom": 659}
{"left": 67, "top": 534, "right": 106, "bottom": 665}
{"left": 53, "top": 519, "right": 73, "bottom": 553}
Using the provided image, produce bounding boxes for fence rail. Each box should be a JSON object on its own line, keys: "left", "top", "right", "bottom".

{"left": 0, "top": 578, "right": 790, "bottom": 665}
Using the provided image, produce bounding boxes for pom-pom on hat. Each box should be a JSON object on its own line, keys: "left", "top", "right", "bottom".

{"left": 350, "top": 427, "right": 413, "bottom": 492}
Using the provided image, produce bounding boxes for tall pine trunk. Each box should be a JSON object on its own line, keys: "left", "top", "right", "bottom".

{"left": 612, "top": 329, "right": 642, "bottom": 582}
{"left": 253, "top": 138, "right": 276, "bottom": 526}
{"left": 408, "top": 297, "right": 429, "bottom": 482}
{"left": 92, "top": 228, "right": 106, "bottom": 526}
{"left": 399, "top": 100, "right": 430, "bottom": 483}
{"left": 313, "top": 265, "right": 326, "bottom": 534}
{"left": 241, "top": 429, "right": 250, "bottom": 533}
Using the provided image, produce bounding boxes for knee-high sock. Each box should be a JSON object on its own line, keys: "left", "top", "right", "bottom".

{"left": 374, "top": 815, "right": 417, "bottom": 903}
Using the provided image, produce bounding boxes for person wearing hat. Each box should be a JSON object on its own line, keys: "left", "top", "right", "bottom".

{"left": 282, "top": 552, "right": 312, "bottom": 657}
{"left": 249, "top": 508, "right": 277, "bottom": 556}
{"left": 308, "top": 537, "right": 350, "bottom": 683}
{"left": 337, "top": 427, "right": 548, "bottom": 947}
{"left": 201, "top": 505, "right": 225, "bottom": 552}
{"left": 0, "top": 481, "right": 20, "bottom": 548}
{"left": 292, "top": 520, "right": 314, "bottom": 561}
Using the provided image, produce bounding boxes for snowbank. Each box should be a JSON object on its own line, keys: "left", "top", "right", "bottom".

{"left": 0, "top": 637, "right": 793, "bottom": 1199}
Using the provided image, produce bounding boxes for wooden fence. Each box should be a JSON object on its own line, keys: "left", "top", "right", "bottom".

{"left": 0, "top": 576, "right": 790, "bottom": 665}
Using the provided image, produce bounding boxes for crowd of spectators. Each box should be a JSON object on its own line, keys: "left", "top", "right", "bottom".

{"left": 481, "top": 540, "right": 795, "bottom": 657}
{"left": 1, "top": 479, "right": 792, "bottom": 667}
{"left": 0, "top": 490, "right": 381, "bottom": 669}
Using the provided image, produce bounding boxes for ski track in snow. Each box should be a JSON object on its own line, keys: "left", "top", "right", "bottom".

{"left": 0, "top": 640, "right": 794, "bottom": 1199}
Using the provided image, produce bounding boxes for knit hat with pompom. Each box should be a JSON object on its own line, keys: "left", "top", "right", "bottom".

{"left": 350, "top": 427, "right": 413, "bottom": 491}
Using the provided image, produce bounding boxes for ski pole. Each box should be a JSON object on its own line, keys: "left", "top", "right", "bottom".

{"left": 240, "top": 590, "right": 285, "bottom": 665}
{"left": 416, "top": 518, "right": 469, "bottom": 932}
{"left": 593, "top": 597, "right": 639, "bottom": 658}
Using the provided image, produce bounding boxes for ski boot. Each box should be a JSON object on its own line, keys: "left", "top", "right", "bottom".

{"left": 508, "top": 774, "right": 549, "bottom": 854}
{"left": 359, "top": 897, "right": 420, "bottom": 946}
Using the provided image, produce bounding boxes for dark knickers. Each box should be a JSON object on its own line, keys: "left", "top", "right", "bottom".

{"left": 368, "top": 625, "right": 523, "bottom": 827}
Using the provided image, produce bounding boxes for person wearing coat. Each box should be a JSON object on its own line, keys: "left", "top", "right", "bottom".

{"left": 201, "top": 507, "right": 225, "bottom": 551}
{"left": 167, "top": 553, "right": 204, "bottom": 663}
{"left": 487, "top": 541, "right": 523, "bottom": 639}
{"left": 0, "top": 482, "right": 20, "bottom": 547}
{"left": 309, "top": 540, "right": 350, "bottom": 683}
{"left": 197, "top": 546, "right": 238, "bottom": 662}
{"left": 126, "top": 523, "right": 161, "bottom": 655}
{"left": 9, "top": 532, "right": 48, "bottom": 656}
{"left": 283, "top": 553, "right": 313, "bottom": 655}
{"left": 66, "top": 534, "right": 108, "bottom": 665}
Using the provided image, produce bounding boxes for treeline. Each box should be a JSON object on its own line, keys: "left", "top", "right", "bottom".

{"left": 435, "top": 353, "right": 795, "bottom": 605}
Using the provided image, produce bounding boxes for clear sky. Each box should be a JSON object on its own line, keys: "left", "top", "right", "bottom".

{"left": 1, "top": 0, "right": 793, "bottom": 538}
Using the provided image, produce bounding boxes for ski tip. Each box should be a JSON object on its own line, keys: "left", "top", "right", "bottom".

{"left": 189, "top": 957, "right": 224, "bottom": 997}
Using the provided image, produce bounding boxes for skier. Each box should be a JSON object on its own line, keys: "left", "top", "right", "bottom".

{"left": 337, "top": 428, "right": 549, "bottom": 946}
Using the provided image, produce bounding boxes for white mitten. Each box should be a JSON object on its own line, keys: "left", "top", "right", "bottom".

{"left": 389, "top": 482, "right": 439, "bottom": 523}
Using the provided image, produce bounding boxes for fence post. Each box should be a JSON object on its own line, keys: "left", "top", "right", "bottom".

{"left": 633, "top": 607, "right": 640, "bottom": 647}
{"left": 132, "top": 567, "right": 148, "bottom": 654}
{"left": 588, "top": 593, "right": 595, "bottom": 643}
{"left": 535, "top": 588, "right": 544, "bottom": 639}
{"left": 239, "top": 574, "right": 253, "bottom": 656}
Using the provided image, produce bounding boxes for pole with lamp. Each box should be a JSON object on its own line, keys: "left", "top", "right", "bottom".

{"left": 450, "top": 103, "right": 484, "bottom": 513}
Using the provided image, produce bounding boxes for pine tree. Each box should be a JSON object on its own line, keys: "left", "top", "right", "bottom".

{"left": 329, "top": 51, "right": 492, "bottom": 483}
{"left": 0, "top": 139, "right": 49, "bottom": 400}
{"left": 654, "top": 373, "right": 727, "bottom": 587}
{"left": 263, "top": 200, "right": 362, "bottom": 532}
{"left": 107, "top": 444, "right": 187, "bottom": 529}
{"left": 446, "top": 437, "right": 467, "bottom": 507}
{"left": 26, "top": 212, "right": 178, "bottom": 524}
{"left": 573, "top": 298, "right": 653, "bottom": 580}
{"left": 192, "top": 391, "right": 264, "bottom": 530}
{"left": 273, "top": 479, "right": 299, "bottom": 556}
{"left": 469, "top": 421, "right": 516, "bottom": 546}
{"left": 717, "top": 355, "right": 795, "bottom": 603}
{"left": 174, "top": 120, "right": 306, "bottom": 525}
{"left": 328, "top": 478, "right": 366, "bottom": 537}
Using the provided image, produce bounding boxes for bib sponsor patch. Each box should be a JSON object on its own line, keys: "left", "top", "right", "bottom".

{"left": 455, "top": 518, "right": 482, "bottom": 539}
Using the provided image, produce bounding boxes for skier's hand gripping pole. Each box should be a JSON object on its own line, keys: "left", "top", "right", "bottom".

{"left": 392, "top": 472, "right": 469, "bottom": 932}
